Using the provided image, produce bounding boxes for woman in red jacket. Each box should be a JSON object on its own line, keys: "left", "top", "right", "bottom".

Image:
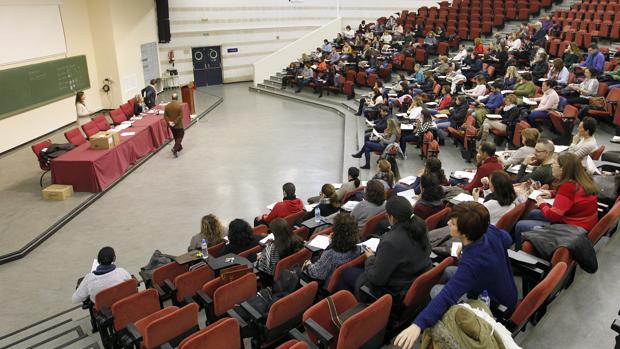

{"left": 513, "top": 152, "right": 598, "bottom": 249}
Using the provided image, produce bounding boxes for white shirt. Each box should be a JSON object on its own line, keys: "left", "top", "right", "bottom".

{"left": 76, "top": 103, "right": 89, "bottom": 118}
{"left": 547, "top": 66, "right": 569, "bottom": 85}
{"left": 466, "top": 84, "right": 487, "bottom": 97}
{"left": 72, "top": 267, "right": 132, "bottom": 303}
{"left": 408, "top": 106, "right": 423, "bottom": 119}
{"left": 484, "top": 199, "right": 517, "bottom": 225}
{"left": 344, "top": 29, "right": 355, "bottom": 39}
{"left": 381, "top": 33, "right": 392, "bottom": 43}
{"left": 453, "top": 49, "right": 468, "bottom": 61}
{"left": 508, "top": 38, "right": 522, "bottom": 52}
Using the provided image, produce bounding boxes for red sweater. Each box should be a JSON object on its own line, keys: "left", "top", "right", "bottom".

{"left": 474, "top": 43, "right": 485, "bottom": 55}
{"left": 539, "top": 181, "right": 598, "bottom": 231}
{"left": 461, "top": 156, "right": 503, "bottom": 192}
{"left": 436, "top": 94, "right": 453, "bottom": 111}
{"left": 265, "top": 198, "right": 304, "bottom": 223}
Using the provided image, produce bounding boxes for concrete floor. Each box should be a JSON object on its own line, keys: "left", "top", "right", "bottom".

{"left": 0, "top": 82, "right": 619, "bottom": 348}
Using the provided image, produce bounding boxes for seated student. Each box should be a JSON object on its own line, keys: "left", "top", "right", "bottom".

{"left": 501, "top": 65, "right": 519, "bottom": 90}
{"left": 503, "top": 127, "right": 540, "bottom": 167}
{"left": 343, "top": 25, "right": 355, "bottom": 40}
{"left": 304, "top": 213, "right": 361, "bottom": 283}
{"left": 473, "top": 170, "right": 517, "bottom": 225}
{"left": 337, "top": 167, "right": 362, "bottom": 202}
{"left": 343, "top": 196, "right": 432, "bottom": 297}
{"left": 424, "top": 32, "right": 438, "bottom": 55}
{"left": 281, "top": 63, "right": 298, "bottom": 90}
{"left": 412, "top": 174, "right": 446, "bottom": 219}
{"left": 352, "top": 119, "right": 400, "bottom": 169}
{"left": 507, "top": 32, "right": 522, "bottom": 52}
{"left": 514, "top": 152, "right": 598, "bottom": 249}
{"left": 515, "top": 138, "right": 556, "bottom": 185}
{"left": 574, "top": 44, "right": 605, "bottom": 74}
{"left": 479, "top": 94, "right": 521, "bottom": 142}
{"left": 72, "top": 247, "right": 132, "bottom": 303}
{"left": 394, "top": 202, "right": 518, "bottom": 348}
{"left": 463, "top": 75, "right": 487, "bottom": 99}
{"left": 462, "top": 50, "right": 483, "bottom": 80}
{"left": 294, "top": 63, "right": 314, "bottom": 93}
{"left": 406, "top": 97, "right": 425, "bottom": 120}
{"left": 221, "top": 219, "right": 260, "bottom": 258}
{"left": 566, "top": 117, "right": 598, "bottom": 161}
{"left": 188, "top": 214, "right": 227, "bottom": 252}
{"left": 513, "top": 72, "right": 537, "bottom": 103}
{"left": 412, "top": 72, "right": 435, "bottom": 96}
{"left": 255, "top": 183, "right": 304, "bottom": 226}
{"left": 530, "top": 52, "right": 550, "bottom": 82}
{"left": 256, "top": 218, "right": 304, "bottom": 276}
{"left": 562, "top": 43, "right": 581, "bottom": 68}
{"left": 400, "top": 109, "right": 436, "bottom": 152}
{"left": 527, "top": 80, "right": 560, "bottom": 125}
{"left": 547, "top": 58, "right": 570, "bottom": 86}
{"left": 410, "top": 64, "right": 425, "bottom": 84}
{"left": 355, "top": 88, "right": 384, "bottom": 117}
{"left": 460, "top": 142, "right": 504, "bottom": 192}
{"left": 435, "top": 84, "right": 453, "bottom": 112}
{"left": 433, "top": 56, "right": 450, "bottom": 76}
{"left": 334, "top": 33, "right": 345, "bottom": 47}
{"left": 372, "top": 159, "right": 396, "bottom": 189}
{"left": 472, "top": 81, "right": 504, "bottom": 124}
{"left": 133, "top": 94, "right": 144, "bottom": 116}
{"left": 351, "top": 179, "right": 386, "bottom": 231}
{"left": 563, "top": 68, "right": 599, "bottom": 105}
{"left": 304, "top": 184, "right": 341, "bottom": 220}
{"left": 447, "top": 95, "right": 469, "bottom": 130}
{"left": 473, "top": 38, "right": 485, "bottom": 55}
{"left": 366, "top": 106, "right": 391, "bottom": 137}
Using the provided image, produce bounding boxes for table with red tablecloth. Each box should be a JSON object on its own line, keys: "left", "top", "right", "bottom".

{"left": 132, "top": 115, "right": 172, "bottom": 148}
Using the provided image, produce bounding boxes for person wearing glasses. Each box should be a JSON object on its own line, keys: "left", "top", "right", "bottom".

{"left": 515, "top": 138, "right": 556, "bottom": 185}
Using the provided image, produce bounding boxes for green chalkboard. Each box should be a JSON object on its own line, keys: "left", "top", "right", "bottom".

{"left": 0, "top": 55, "right": 90, "bottom": 120}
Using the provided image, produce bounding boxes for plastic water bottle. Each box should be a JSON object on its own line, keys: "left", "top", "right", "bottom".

{"left": 201, "top": 239, "right": 209, "bottom": 260}
{"left": 479, "top": 289, "right": 490, "bottom": 307}
{"left": 314, "top": 207, "right": 321, "bottom": 222}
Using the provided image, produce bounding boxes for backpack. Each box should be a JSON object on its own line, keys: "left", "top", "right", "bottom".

{"left": 243, "top": 267, "right": 301, "bottom": 317}
{"left": 39, "top": 143, "right": 74, "bottom": 164}
{"left": 140, "top": 250, "right": 175, "bottom": 281}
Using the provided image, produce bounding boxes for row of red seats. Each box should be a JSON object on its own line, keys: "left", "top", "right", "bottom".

{"left": 64, "top": 98, "right": 137, "bottom": 146}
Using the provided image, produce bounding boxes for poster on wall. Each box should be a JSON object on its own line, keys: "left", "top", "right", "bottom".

{"left": 141, "top": 42, "right": 160, "bottom": 86}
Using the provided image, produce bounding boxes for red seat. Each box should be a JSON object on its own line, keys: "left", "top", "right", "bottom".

{"left": 277, "top": 341, "right": 308, "bottom": 349}
{"left": 32, "top": 139, "right": 53, "bottom": 187}
{"left": 239, "top": 244, "right": 263, "bottom": 259}
{"left": 172, "top": 265, "right": 215, "bottom": 305}
{"left": 588, "top": 87, "right": 620, "bottom": 119}
{"left": 549, "top": 105, "right": 578, "bottom": 135}
{"left": 64, "top": 127, "right": 87, "bottom": 146}
{"left": 91, "top": 278, "right": 139, "bottom": 346}
{"left": 273, "top": 248, "right": 312, "bottom": 282}
{"left": 590, "top": 145, "right": 605, "bottom": 160}
{"left": 138, "top": 303, "right": 199, "bottom": 349}
{"left": 151, "top": 262, "right": 190, "bottom": 303}
{"left": 367, "top": 73, "right": 378, "bottom": 88}
{"left": 359, "top": 211, "right": 387, "bottom": 240}
{"left": 425, "top": 207, "right": 451, "bottom": 231}
{"left": 178, "top": 318, "right": 240, "bottom": 349}
{"left": 201, "top": 272, "right": 257, "bottom": 320}
{"left": 345, "top": 70, "right": 356, "bottom": 82}
{"left": 356, "top": 72, "right": 367, "bottom": 87}
{"left": 111, "top": 288, "right": 162, "bottom": 332}
{"left": 284, "top": 210, "right": 305, "bottom": 228}
{"left": 588, "top": 198, "right": 620, "bottom": 244}
{"left": 512, "top": 121, "right": 531, "bottom": 147}
{"left": 437, "top": 42, "right": 449, "bottom": 56}
{"left": 342, "top": 186, "right": 365, "bottom": 203}
{"left": 81, "top": 120, "right": 100, "bottom": 139}
{"left": 109, "top": 108, "right": 127, "bottom": 125}
{"left": 120, "top": 102, "right": 134, "bottom": 118}
{"left": 495, "top": 202, "right": 529, "bottom": 233}
{"left": 415, "top": 48, "right": 427, "bottom": 64}
{"left": 343, "top": 81, "right": 354, "bottom": 99}
{"left": 403, "top": 57, "right": 414, "bottom": 72}
{"left": 93, "top": 114, "right": 110, "bottom": 131}
{"left": 302, "top": 291, "right": 392, "bottom": 349}
{"left": 325, "top": 254, "right": 366, "bottom": 293}
{"left": 208, "top": 241, "right": 226, "bottom": 258}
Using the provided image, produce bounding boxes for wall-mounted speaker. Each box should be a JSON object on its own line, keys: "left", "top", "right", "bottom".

{"left": 156, "top": 0, "right": 169, "bottom": 20}
{"left": 156, "top": 0, "right": 170, "bottom": 43}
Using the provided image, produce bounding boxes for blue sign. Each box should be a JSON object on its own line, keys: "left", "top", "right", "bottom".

{"left": 227, "top": 48, "right": 238, "bottom": 53}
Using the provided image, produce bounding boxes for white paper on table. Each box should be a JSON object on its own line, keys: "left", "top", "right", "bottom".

{"left": 266, "top": 202, "right": 276, "bottom": 211}
{"left": 308, "top": 235, "right": 331, "bottom": 250}
{"left": 397, "top": 189, "right": 418, "bottom": 206}
{"left": 396, "top": 113, "right": 408, "bottom": 117}
{"left": 507, "top": 165, "right": 521, "bottom": 174}
{"left": 437, "top": 75, "right": 447, "bottom": 79}
{"left": 401, "top": 124, "right": 414, "bottom": 130}
{"left": 452, "top": 193, "right": 483, "bottom": 203}
{"left": 425, "top": 102, "right": 438, "bottom": 106}
{"left": 501, "top": 90, "right": 514, "bottom": 94}
{"left": 545, "top": 198, "right": 555, "bottom": 205}
{"left": 358, "top": 238, "right": 380, "bottom": 253}
{"left": 388, "top": 93, "right": 398, "bottom": 97}
{"left": 434, "top": 113, "right": 449, "bottom": 119}
{"left": 523, "top": 97, "right": 538, "bottom": 105}
{"left": 453, "top": 171, "right": 475, "bottom": 180}
{"left": 91, "top": 259, "right": 99, "bottom": 272}
{"left": 305, "top": 203, "right": 319, "bottom": 212}
{"left": 477, "top": 95, "right": 486, "bottom": 101}
{"left": 342, "top": 200, "right": 361, "bottom": 212}
{"left": 260, "top": 233, "right": 274, "bottom": 245}
{"left": 361, "top": 181, "right": 368, "bottom": 186}
{"left": 585, "top": 156, "right": 601, "bottom": 175}
{"left": 528, "top": 190, "right": 543, "bottom": 200}
{"left": 451, "top": 242, "right": 462, "bottom": 257}
{"left": 517, "top": 70, "right": 528, "bottom": 74}
{"left": 612, "top": 136, "right": 620, "bottom": 143}
{"left": 399, "top": 175, "right": 417, "bottom": 185}
{"left": 486, "top": 114, "right": 502, "bottom": 119}
{"left": 554, "top": 145, "right": 569, "bottom": 153}
{"left": 538, "top": 78, "right": 549, "bottom": 82}
{"left": 120, "top": 132, "right": 136, "bottom": 137}
{"left": 372, "top": 129, "right": 381, "bottom": 138}
{"left": 331, "top": 183, "right": 342, "bottom": 189}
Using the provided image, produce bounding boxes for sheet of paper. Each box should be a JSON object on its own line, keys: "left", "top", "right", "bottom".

{"left": 523, "top": 97, "right": 538, "bottom": 105}
{"left": 361, "top": 181, "right": 368, "bottom": 186}
{"left": 501, "top": 90, "right": 514, "bottom": 94}
{"left": 453, "top": 171, "right": 475, "bottom": 180}
{"left": 91, "top": 258, "right": 99, "bottom": 272}
{"left": 401, "top": 124, "right": 414, "bottom": 130}
{"left": 397, "top": 189, "right": 417, "bottom": 206}
{"left": 425, "top": 102, "right": 438, "bottom": 106}
{"left": 372, "top": 129, "right": 381, "bottom": 138}
{"left": 585, "top": 156, "right": 601, "bottom": 175}
{"left": 260, "top": 233, "right": 274, "bottom": 245}
{"left": 396, "top": 113, "right": 408, "bottom": 117}
{"left": 434, "top": 113, "right": 448, "bottom": 119}
{"left": 486, "top": 114, "right": 502, "bottom": 119}
{"left": 342, "top": 200, "right": 360, "bottom": 212}
{"left": 477, "top": 95, "right": 486, "bottom": 101}
{"left": 308, "top": 235, "right": 331, "bottom": 250}
{"left": 305, "top": 203, "right": 319, "bottom": 212}
{"left": 120, "top": 132, "right": 136, "bottom": 137}
{"left": 451, "top": 242, "right": 462, "bottom": 257}
{"left": 528, "top": 190, "right": 543, "bottom": 200}
{"left": 331, "top": 183, "right": 342, "bottom": 189}
{"left": 358, "top": 238, "right": 380, "bottom": 253}
{"left": 612, "top": 136, "right": 620, "bottom": 143}
{"left": 507, "top": 165, "right": 521, "bottom": 174}
{"left": 266, "top": 202, "right": 276, "bottom": 211}
{"left": 545, "top": 198, "right": 555, "bottom": 205}
{"left": 452, "top": 193, "right": 475, "bottom": 202}
{"left": 554, "top": 145, "right": 569, "bottom": 153}
{"left": 399, "top": 175, "right": 417, "bottom": 185}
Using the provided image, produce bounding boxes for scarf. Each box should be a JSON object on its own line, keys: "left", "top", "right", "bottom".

{"left": 93, "top": 264, "right": 116, "bottom": 275}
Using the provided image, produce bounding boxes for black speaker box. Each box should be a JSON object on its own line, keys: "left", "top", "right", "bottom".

{"left": 158, "top": 19, "right": 171, "bottom": 43}
{"left": 156, "top": 0, "right": 169, "bottom": 19}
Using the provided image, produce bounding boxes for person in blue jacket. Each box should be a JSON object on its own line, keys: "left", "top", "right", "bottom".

{"left": 394, "top": 201, "right": 518, "bottom": 349}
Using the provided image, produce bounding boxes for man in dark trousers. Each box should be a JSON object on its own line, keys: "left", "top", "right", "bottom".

{"left": 141, "top": 79, "right": 158, "bottom": 109}
{"left": 164, "top": 93, "right": 184, "bottom": 157}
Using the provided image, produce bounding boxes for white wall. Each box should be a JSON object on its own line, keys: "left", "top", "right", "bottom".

{"left": 254, "top": 18, "right": 342, "bottom": 86}
{"left": 160, "top": 0, "right": 442, "bottom": 84}
{"left": 0, "top": 0, "right": 102, "bottom": 153}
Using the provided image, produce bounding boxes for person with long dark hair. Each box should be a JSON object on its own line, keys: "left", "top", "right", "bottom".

{"left": 256, "top": 218, "right": 303, "bottom": 276}
{"left": 337, "top": 167, "right": 362, "bottom": 202}
{"left": 221, "top": 219, "right": 260, "bottom": 257}
{"left": 395, "top": 157, "right": 448, "bottom": 194}
{"left": 412, "top": 174, "right": 445, "bottom": 219}
{"left": 473, "top": 170, "right": 517, "bottom": 225}
{"left": 75, "top": 91, "right": 89, "bottom": 120}
{"left": 303, "top": 184, "right": 341, "bottom": 220}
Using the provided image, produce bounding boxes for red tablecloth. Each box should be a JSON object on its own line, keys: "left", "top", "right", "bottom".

{"left": 51, "top": 126, "right": 156, "bottom": 192}
{"left": 132, "top": 115, "right": 172, "bottom": 148}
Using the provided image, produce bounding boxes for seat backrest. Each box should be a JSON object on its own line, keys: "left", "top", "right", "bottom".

{"left": 359, "top": 211, "right": 387, "bottom": 240}
{"left": 109, "top": 108, "right": 127, "bottom": 124}
{"left": 303, "top": 290, "right": 358, "bottom": 347}
{"left": 81, "top": 121, "right": 100, "bottom": 138}
{"left": 337, "top": 294, "right": 392, "bottom": 349}
{"left": 266, "top": 281, "right": 318, "bottom": 330}
{"left": 403, "top": 257, "right": 455, "bottom": 310}
{"left": 208, "top": 242, "right": 226, "bottom": 258}
{"left": 111, "top": 288, "right": 161, "bottom": 331}
{"left": 94, "top": 278, "right": 138, "bottom": 312}
{"left": 495, "top": 202, "right": 527, "bottom": 233}
{"left": 93, "top": 114, "right": 110, "bottom": 131}
{"left": 597, "top": 82, "right": 608, "bottom": 96}
{"left": 587, "top": 198, "right": 620, "bottom": 244}
{"left": 120, "top": 102, "right": 133, "bottom": 118}
{"left": 144, "top": 303, "right": 199, "bottom": 349}
{"left": 342, "top": 186, "right": 365, "bottom": 203}
{"left": 425, "top": 207, "right": 451, "bottom": 231}
{"left": 31, "top": 139, "right": 52, "bottom": 170}
{"left": 152, "top": 262, "right": 189, "bottom": 288}
{"left": 510, "top": 262, "right": 567, "bottom": 330}
{"left": 213, "top": 273, "right": 257, "bottom": 316}
{"left": 239, "top": 244, "right": 263, "bottom": 259}
{"left": 274, "top": 248, "right": 312, "bottom": 282}
{"left": 178, "top": 318, "right": 240, "bottom": 349}
{"left": 326, "top": 254, "right": 367, "bottom": 293}
{"left": 174, "top": 265, "right": 215, "bottom": 302}
{"left": 64, "top": 128, "right": 87, "bottom": 146}
{"left": 253, "top": 224, "right": 268, "bottom": 236}
{"left": 284, "top": 210, "right": 305, "bottom": 228}
{"left": 590, "top": 145, "right": 605, "bottom": 160}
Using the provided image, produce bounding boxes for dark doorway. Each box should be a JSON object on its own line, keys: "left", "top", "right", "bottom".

{"left": 192, "top": 46, "right": 223, "bottom": 87}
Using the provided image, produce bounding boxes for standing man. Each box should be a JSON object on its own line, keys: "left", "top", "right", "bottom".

{"left": 165, "top": 93, "right": 184, "bottom": 157}
{"left": 141, "top": 79, "right": 158, "bottom": 109}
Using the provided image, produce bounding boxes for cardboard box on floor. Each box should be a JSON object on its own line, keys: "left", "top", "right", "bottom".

{"left": 89, "top": 131, "right": 120, "bottom": 150}
{"left": 42, "top": 184, "right": 74, "bottom": 201}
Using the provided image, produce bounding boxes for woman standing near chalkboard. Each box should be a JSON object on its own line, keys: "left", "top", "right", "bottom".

{"left": 75, "top": 91, "right": 89, "bottom": 122}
